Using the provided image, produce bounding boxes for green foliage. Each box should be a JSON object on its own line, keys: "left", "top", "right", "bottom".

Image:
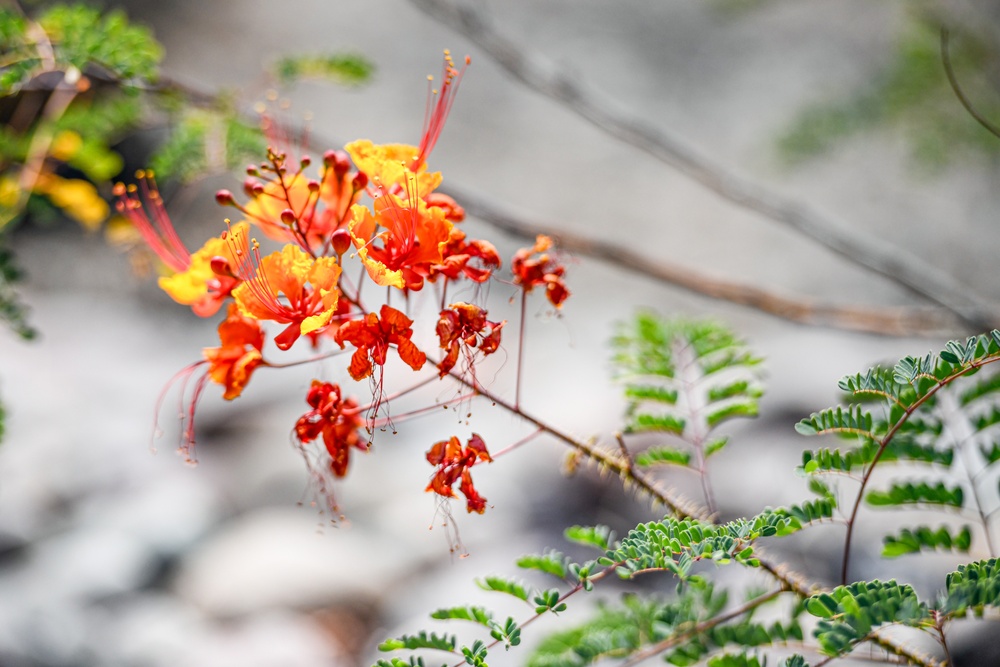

{"left": 518, "top": 550, "right": 571, "bottom": 580}
{"left": 881, "top": 525, "right": 972, "bottom": 558}
{"left": 601, "top": 512, "right": 810, "bottom": 579}
{"left": 0, "top": 242, "right": 36, "bottom": 340}
{"left": 866, "top": 481, "right": 963, "bottom": 508}
{"left": 564, "top": 525, "right": 614, "bottom": 552}
{"left": 777, "top": 14, "right": 1000, "bottom": 167}
{"left": 794, "top": 404, "right": 874, "bottom": 438}
{"left": 706, "top": 655, "right": 808, "bottom": 667}
{"left": 528, "top": 584, "right": 803, "bottom": 667}
{"left": 634, "top": 446, "right": 690, "bottom": 468}
{"left": 379, "top": 632, "right": 457, "bottom": 653}
{"left": 477, "top": 575, "right": 530, "bottom": 602}
{"left": 0, "top": 4, "right": 161, "bottom": 94}
{"left": 941, "top": 558, "right": 1000, "bottom": 617}
{"left": 805, "top": 580, "right": 930, "bottom": 657}
{"left": 149, "top": 111, "right": 265, "bottom": 183}
{"left": 799, "top": 331, "right": 1000, "bottom": 572}
{"left": 613, "top": 314, "right": 762, "bottom": 435}
{"left": 272, "top": 52, "right": 374, "bottom": 85}
{"left": 534, "top": 588, "right": 568, "bottom": 615}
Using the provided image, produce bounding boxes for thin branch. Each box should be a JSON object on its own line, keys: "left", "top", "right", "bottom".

{"left": 409, "top": 0, "right": 999, "bottom": 331}
{"left": 619, "top": 588, "right": 785, "bottom": 667}
{"left": 941, "top": 27, "right": 1000, "bottom": 140}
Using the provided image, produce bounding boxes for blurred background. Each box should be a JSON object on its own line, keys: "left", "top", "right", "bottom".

{"left": 3, "top": 0, "right": 1000, "bottom": 665}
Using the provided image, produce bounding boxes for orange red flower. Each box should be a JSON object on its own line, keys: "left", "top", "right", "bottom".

{"left": 335, "top": 304, "right": 427, "bottom": 381}
{"left": 511, "top": 234, "right": 570, "bottom": 308}
{"left": 294, "top": 381, "right": 367, "bottom": 478}
{"left": 347, "top": 185, "right": 453, "bottom": 291}
{"left": 202, "top": 303, "right": 266, "bottom": 400}
{"left": 229, "top": 225, "right": 343, "bottom": 350}
{"left": 425, "top": 433, "right": 491, "bottom": 514}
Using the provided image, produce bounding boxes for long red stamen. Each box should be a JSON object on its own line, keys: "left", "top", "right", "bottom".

{"left": 114, "top": 171, "right": 191, "bottom": 273}
{"left": 226, "top": 224, "right": 296, "bottom": 323}
{"left": 414, "top": 50, "right": 469, "bottom": 171}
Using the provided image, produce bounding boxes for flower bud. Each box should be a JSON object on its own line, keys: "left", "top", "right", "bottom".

{"left": 331, "top": 228, "right": 352, "bottom": 256}
{"left": 352, "top": 172, "right": 368, "bottom": 191}
{"left": 307, "top": 179, "right": 321, "bottom": 193}
{"left": 329, "top": 150, "right": 351, "bottom": 177}
{"left": 215, "top": 189, "right": 235, "bottom": 207}
{"left": 280, "top": 208, "right": 296, "bottom": 225}
{"left": 243, "top": 179, "right": 259, "bottom": 198}
{"left": 210, "top": 256, "right": 235, "bottom": 277}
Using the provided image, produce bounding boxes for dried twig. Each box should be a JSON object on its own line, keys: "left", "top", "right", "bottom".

{"left": 408, "top": 0, "right": 999, "bottom": 331}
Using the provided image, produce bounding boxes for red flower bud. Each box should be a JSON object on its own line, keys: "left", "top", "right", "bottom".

{"left": 280, "top": 208, "right": 296, "bottom": 225}
{"left": 215, "top": 189, "right": 235, "bottom": 207}
{"left": 210, "top": 256, "right": 236, "bottom": 277}
{"left": 331, "top": 229, "right": 351, "bottom": 256}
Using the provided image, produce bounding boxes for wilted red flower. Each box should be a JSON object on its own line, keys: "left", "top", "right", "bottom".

{"left": 425, "top": 433, "right": 491, "bottom": 514}
{"left": 294, "top": 381, "right": 367, "bottom": 477}
{"left": 436, "top": 302, "right": 504, "bottom": 378}
{"left": 428, "top": 227, "right": 501, "bottom": 284}
{"left": 335, "top": 304, "right": 427, "bottom": 381}
{"left": 511, "top": 234, "right": 570, "bottom": 308}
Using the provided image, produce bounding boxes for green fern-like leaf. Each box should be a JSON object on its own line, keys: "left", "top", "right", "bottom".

{"left": 881, "top": 525, "right": 972, "bottom": 558}
{"left": 634, "top": 446, "right": 691, "bottom": 468}
{"left": 430, "top": 606, "right": 493, "bottom": 627}
{"left": 379, "top": 631, "right": 457, "bottom": 653}
{"left": 518, "top": 550, "right": 570, "bottom": 580}
{"left": 805, "top": 579, "right": 930, "bottom": 658}
{"left": 800, "top": 332, "right": 1000, "bottom": 571}
{"left": 564, "top": 525, "right": 615, "bottom": 552}
{"left": 866, "top": 481, "right": 963, "bottom": 508}
{"left": 603, "top": 511, "right": 805, "bottom": 578}
{"left": 477, "top": 575, "right": 531, "bottom": 603}
{"left": 794, "top": 405, "right": 874, "bottom": 438}
{"left": 272, "top": 52, "right": 374, "bottom": 85}
{"left": 613, "top": 314, "right": 763, "bottom": 436}
{"left": 373, "top": 658, "right": 438, "bottom": 667}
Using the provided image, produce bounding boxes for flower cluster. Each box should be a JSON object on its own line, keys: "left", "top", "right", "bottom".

{"left": 122, "top": 52, "right": 569, "bottom": 516}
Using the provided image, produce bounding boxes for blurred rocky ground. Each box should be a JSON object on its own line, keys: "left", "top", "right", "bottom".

{"left": 2, "top": 1, "right": 1000, "bottom": 665}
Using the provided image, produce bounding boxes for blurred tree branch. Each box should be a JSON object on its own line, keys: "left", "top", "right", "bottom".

{"left": 408, "top": 0, "right": 1000, "bottom": 332}
{"left": 441, "top": 180, "right": 958, "bottom": 337}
